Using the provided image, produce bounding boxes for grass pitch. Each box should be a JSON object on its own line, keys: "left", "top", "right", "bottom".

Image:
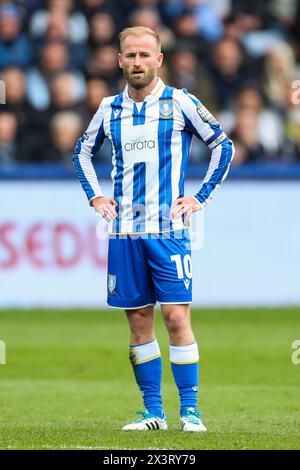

{"left": 0, "top": 307, "right": 299, "bottom": 450}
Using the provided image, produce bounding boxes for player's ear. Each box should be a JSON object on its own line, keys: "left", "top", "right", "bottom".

{"left": 156, "top": 52, "right": 164, "bottom": 69}
{"left": 118, "top": 53, "right": 123, "bottom": 69}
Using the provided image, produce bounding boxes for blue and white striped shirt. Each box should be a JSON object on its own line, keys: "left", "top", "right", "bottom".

{"left": 73, "top": 79, "right": 234, "bottom": 234}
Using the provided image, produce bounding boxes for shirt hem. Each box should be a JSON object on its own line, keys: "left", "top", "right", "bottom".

{"left": 109, "top": 226, "right": 189, "bottom": 236}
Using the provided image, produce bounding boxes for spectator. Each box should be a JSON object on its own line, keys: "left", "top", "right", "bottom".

{"left": 48, "top": 72, "right": 86, "bottom": 115}
{"left": 209, "top": 0, "right": 231, "bottom": 19}
{"left": 208, "top": 37, "right": 253, "bottom": 109}
{"left": 1, "top": 67, "right": 43, "bottom": 144}
{"left": 129, "top": 8, "right": 175, "bottom": 51}
{"left": 230, "top": 108, "right": 267, "bottom": 165}
{"left": 219, "top": 85, "right": 284, "bottom": 156}
{"left": 79, "top": 0, "right": 118, "bottom": 22}
{"left": 289, "top": 0, "right": 300, "bottom": 61}
{"left": 134, "top": 0, "right": 161, "bottom": 7}
{"left": 0, "top": 3, "right": 33, "bottom": 69}
{"left": 82, "top": 77, "right": 109, "bottom": 124}
{"left": 223, "top": 13, "right": 262, "bottom": 41}
{"left": 45, "top": 10, "right": 69, "bottom": 42}
{"left": 24, "top": 0, "right": 45, "bottom": 14}
{"left": 80, "top": 77, "right": 112, "bottom": 163}
{"left": 168, "top": 45, "right": 218, "bottom": 112}
{"left": 165, "top": 0, "right": 224, "bottom": 43}
{"left": 26, "top": 40, "right": 86, "bottom": 110}
{"left": 0, "top": 0, "right": 298, "bottom": 168}
{"left": 171, "top": 10, "right": 206, "bottom": 50}
{"left": 230, "top": 0, "right": 271, "bottom": 23}
{"left": 2, "top": 68, "right": 31, "bottom": 123}
{"left": 29, "top": 0, "right": 89, "bottom": 45}
{"left": 43, "top": 111, "right": 83, "bottom": 164}
{"left": 88, "top": 12, "right": 117, "bottom": 49}
{"left": 263, "top": 43, "right": 297, "bottom": 111}
{"left": 0, "top": 112, "right": 19, "bottom": 165}
{"left": 87, "top": 45, "right": 121, "bottom": 91}
{"left": 285, "top": 108, "right": 300, "bottom": 162}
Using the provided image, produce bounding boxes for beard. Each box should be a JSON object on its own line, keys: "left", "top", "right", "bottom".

{"left": 123, "top": 67, "right": 156, "bottom": 90}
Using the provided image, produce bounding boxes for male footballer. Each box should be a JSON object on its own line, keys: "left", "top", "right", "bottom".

{"left": 73, "top": 26, "right": 234, "bottom": 432}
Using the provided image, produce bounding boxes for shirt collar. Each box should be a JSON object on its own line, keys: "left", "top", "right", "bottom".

{"left": 123, "top": 78, "right": 165, "bottom": 103}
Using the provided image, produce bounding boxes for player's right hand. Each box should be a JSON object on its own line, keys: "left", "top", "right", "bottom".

{"left": 91, "top": 197, "right": 118, "bottom": 222}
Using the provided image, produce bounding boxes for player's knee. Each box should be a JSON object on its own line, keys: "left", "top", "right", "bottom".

{"left": 126, "top": 306, "right": 153, "bottom": 318}
{"left": 163, "top": 308, "right": 188, "bottom": 334}
{"left": 126, "top": 307, "right": 154, "bottom": 336}
{"left": 126, "top": 308, "right": 152, "bottom": 324}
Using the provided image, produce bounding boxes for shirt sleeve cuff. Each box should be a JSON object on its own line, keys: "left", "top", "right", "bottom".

{"left": 89, "top": 194, "right": 104, "bottom": 206}
{"left": 193, "top": 196, "right": 205, "bottom": 209}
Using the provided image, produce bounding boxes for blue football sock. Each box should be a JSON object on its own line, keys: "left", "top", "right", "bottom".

{"left": 129, "top": 339, "right": 164, "bottom": 418}
{"left": 170, "top": 343, "right": 199, "bottom": 416}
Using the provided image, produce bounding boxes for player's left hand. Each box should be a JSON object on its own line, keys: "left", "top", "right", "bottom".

{"left": 170, "top": 196, "right": 203, "bottom": 223}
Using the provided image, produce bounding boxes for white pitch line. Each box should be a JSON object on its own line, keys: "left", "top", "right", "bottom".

{"left": 5, "top": 445, "right": 166, "bottom": 450}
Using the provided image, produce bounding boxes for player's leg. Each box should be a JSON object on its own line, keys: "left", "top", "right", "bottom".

{"left": 144, "top": 230, "right": 206, "bottom": 432}
{"left": 162, "top": 303, "right": 199, "bottom": 406}
{"left": 122, "top": 306, "right": 167, "bottom": 430}
{"left": 161, "top": 303, "right": 206, "bottom": 432}
{"left": 106, "top": 236, "right": 166, "bottom": 430}
{"left": 125, "top": 305, "right": 155, "bottom": 345}
{"left": 161, "top": 303, "right": 194, "bottom": 346}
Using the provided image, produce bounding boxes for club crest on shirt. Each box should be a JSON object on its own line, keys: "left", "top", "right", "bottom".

{"left": 159, "top": 99, "right": 173, "bottom": 119}
{"left": 196, "top": 103, "right": 216, "bottom": 124}
{"left": 108, "top": 274, "right": 116, "bottom": 295}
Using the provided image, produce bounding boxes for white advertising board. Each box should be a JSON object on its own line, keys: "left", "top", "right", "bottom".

{"left": 0, "top": 180, "right": 299, "bottom": 307}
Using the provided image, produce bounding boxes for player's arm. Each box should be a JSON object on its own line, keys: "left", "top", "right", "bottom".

{"left": 171, "top": 89, "right": 234, "bottom": 222}
{"left": 73, "top": 101, "right": 117, "bottom": 222}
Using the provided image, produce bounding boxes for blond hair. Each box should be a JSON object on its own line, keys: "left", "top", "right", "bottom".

{"left": 119, "top": 26, "right": 161, "bottom": 52}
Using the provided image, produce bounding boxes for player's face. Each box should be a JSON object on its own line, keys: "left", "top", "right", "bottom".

{"left": 118, "top": 34, "right": 163, "bottom": 90}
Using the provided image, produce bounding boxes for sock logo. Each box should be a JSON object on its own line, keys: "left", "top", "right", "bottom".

{"left": 192, "top": 386, "right": 198, "bottom": 392}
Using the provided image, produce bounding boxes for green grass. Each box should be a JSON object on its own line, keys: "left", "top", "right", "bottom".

{"left": 0, "top": 307, "right": 299, "bottom": 450}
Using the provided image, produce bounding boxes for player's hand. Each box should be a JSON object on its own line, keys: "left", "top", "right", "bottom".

{"left": 91, "top": 196, "right": 118, "bottom": 222}
{"left": 170, "top": 196, "right": 203, "bottom": 223}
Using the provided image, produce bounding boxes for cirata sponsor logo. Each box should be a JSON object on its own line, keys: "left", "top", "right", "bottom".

{"left": 124, "top": 138, "right": 156, "bottom": 152}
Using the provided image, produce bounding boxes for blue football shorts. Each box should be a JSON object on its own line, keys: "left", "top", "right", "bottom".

{"left": 107, "top": 229, "right": 192, "bottom": 309}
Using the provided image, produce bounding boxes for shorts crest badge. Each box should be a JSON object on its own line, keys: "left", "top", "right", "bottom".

{"left": 108, "top": 274, "right": 116, "bottom": 295}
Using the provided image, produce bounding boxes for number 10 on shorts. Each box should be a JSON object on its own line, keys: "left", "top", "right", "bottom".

{"left": 170, "top": 254, "right": 192, "bottom": 279}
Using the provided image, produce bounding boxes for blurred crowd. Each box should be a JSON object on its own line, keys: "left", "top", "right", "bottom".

{"left": 0, "top": 0, "right": 300, "bottom": 168}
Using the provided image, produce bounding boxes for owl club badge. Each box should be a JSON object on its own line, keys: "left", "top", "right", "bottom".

{"left": 108, "top": 274, "right": 116, "bottom": 295}
{"left": 159, "top": 99, "right": 173, "bottom": 119}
